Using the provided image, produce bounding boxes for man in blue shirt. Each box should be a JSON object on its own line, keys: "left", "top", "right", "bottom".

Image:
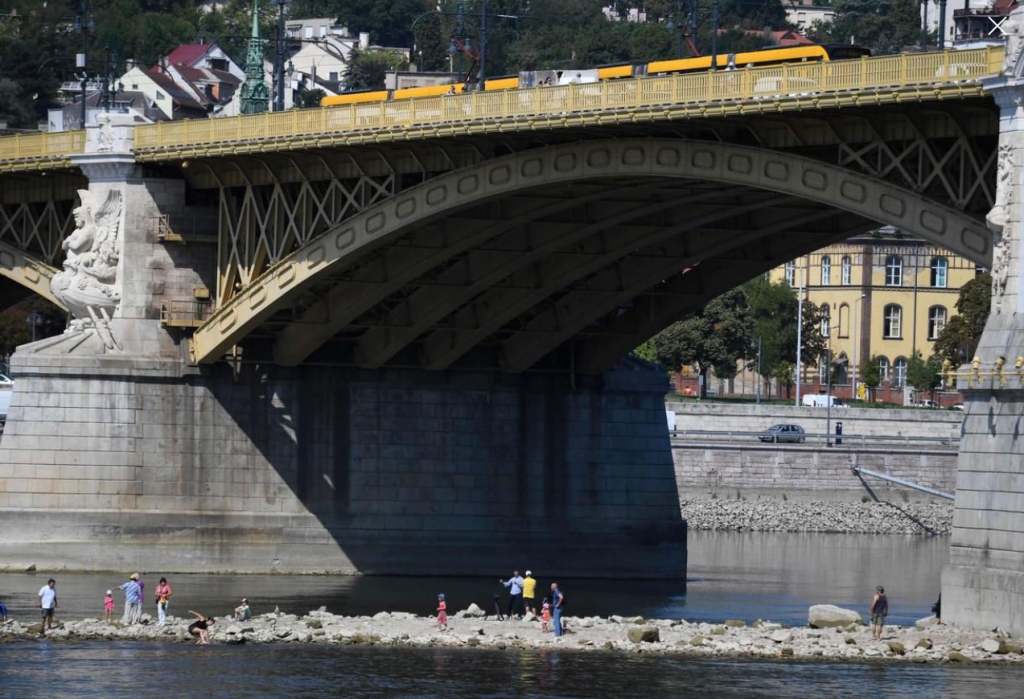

{"left": 119, "top": 574, "right": 143, "bottom": 625}
{"left": 500, "top": 570, "right": 525, "bottom": 620}
{"left": 550, "top": 582, "right": 564, "bottom": 637}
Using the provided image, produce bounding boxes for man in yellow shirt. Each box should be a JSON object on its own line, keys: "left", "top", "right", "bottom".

{"left": 522, "top": 571, "right": 538, "bottom": 616}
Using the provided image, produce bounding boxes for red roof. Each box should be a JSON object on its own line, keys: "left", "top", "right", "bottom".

{"left": 164, "top": 44, "right": 213, "bottom": 68}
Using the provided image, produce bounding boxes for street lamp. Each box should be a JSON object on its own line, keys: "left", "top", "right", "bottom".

{"left": 666, "top": 13, "right": 684, "bottom": 58}
{"left": 852, "top": 293, "right": 866, "bottom": 402}
{"left": 272, "top": 0, "right": 293, "bottom": 112}
{"left": 755, "top": 335, "right": 763, "bottom": 405}
{"left": 26, "top": 312, "right": 43, "bottom": 343}
{"left": 795, "top": 260, "right": 805, "bottom": 406}
{"left": 74, "top": 0, "right": 94, "bottom": 128}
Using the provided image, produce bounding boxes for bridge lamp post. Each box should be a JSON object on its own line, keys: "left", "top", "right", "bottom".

{"left": 795, "top": 261, "right": 805, "bottom": 407}
{"left": 74, "top": 0, "right": 94, "bottom": 128}
{"left": 755, "top": 335, "right": 762, "bottom": 405}
{"left": 666, "top": 13, "right": 684, "bottom": 58}
{"left": 272, "top": 0, "right": 293, "bottom": 112}
{"left": 851, "top": 293, "right": 866, "bottom": 404}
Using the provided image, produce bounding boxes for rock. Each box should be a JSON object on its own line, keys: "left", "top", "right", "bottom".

{"left": 603, "top": 640, "right": 614, "bottom": 650}
{"left": 887, "top": 641, "right": 905, "bottom": 655}
{"left": 770, "top": 630, "right": 793, "bottom": 644}
{"left": 462, "top": 603, "right": 485, "bottom": 618}
{"left": 305, "top": 619, "right": 323, "bottom": 629}
{"left": 948, "top": 651, "right": 972, "bottom": 663}
{"left": 627, "top": 626, "right": 660, "bottom": 644}
{"left": 372, "top": 612, "right": 390, "bottom": 621}
{"left": 523, "top": 613, "right": 537, "bottom": 622}
{"left": 689, "top": 636, "right": 707, "bottom": 646}
{"left": 980, "top": 639, "right": 1008, "bottom": 654}
{"left": 724, "top": 619, "right": 746, "bottom": 628}
{"left": 627, "top": 616, "right": 646, "bottom": 625}
{"left": 808, "top": 605, "right": 863, "bottom": 629}
{"left": 1006, "top": 643, "right": 1024, "bottom": 655}
{"left": 710, "top": 626, "right": 727, "bottom": 635}
{"left": 467, "top": 637, "right": 480, "bottom": 647}
{"left": 25, "top": 564, "right": 36, "bottom": 571}
{"left": 845, "top": 637, "right": 857, "bottom": 645}
{"left": 915, "top": 615, "right": 939, "bottom": 630}
{"left": 780, "top": 647, "right": 794, "bottom": 657}
{"left": 917, "top": 639, "right": 933, "bottom": 650}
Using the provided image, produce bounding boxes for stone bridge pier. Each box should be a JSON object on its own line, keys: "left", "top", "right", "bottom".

{"left": 943, "top": 19, "right": 1024, "bottom": 635}
{"left": 0, "top": 120, "right": 685, "bottom": 578}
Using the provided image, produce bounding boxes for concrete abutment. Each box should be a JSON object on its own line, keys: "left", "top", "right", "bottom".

{"left": 0, "top": 354, "right": 687, "bottom": 578}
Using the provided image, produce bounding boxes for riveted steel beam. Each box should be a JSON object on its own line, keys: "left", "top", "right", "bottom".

{"left": 190, "top": 139, "right": 993, "bottom": 367}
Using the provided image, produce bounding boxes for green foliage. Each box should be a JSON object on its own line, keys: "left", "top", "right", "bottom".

{"left": 825, "top": 0, "right": 922, "bottom": 54}
{"left": 343, "top": 47, "right": 409, "bottom": 90}
{"left": 907, "top": 350, "right": 941, "bottom": 393}
{"left": 933, "top": 273, "right": 991, "bottom": 364}
{"left": 743, "top": 277, "right": 826, "bottom": 393}
{"left": 643, "top": 287, "right": 753, "bottom": 397}
{"left": 296, "top": 88, "right": 326, "bottom": 108}
{"left": 0, "top": 297, "right": 64, "bottom": 361}
{"left": 860, "top": 354, "right": 883, "bottom": 389}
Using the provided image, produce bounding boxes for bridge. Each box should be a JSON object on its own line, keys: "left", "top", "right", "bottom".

{"left": 0, "top": 40, "right": 1020, "bottom": 620}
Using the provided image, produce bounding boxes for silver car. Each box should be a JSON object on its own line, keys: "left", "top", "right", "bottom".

{"left": 759, "top": 424, "right": 806, "bottom": 443}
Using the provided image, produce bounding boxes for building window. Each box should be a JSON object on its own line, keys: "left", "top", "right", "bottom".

{"left": 819, "top": 354, "right": 829, "bottom": 383}
{"left": 878, "top": 356, "right": 890, "bottom": 383}
{"left": 894, "top": 357, "right": 908, "bottom": 387}
{"left": 784, "top": 261, "right": 795, "bottom": 287}
{"left": 930, "top": 257, "right": 948, "bottom": 288}
{"left": 841, "top": 256, "right": 851, "bottom": 285}
{"left": 834, "top": 353, "right": 849, "bottom": 384}
{"left": 885, "top": 255, "right": 903, "bottom": 286}
{"left": 821, "top": 255, "right": 831, "bottom": 286}
{"left": 820, "top": 303, "right": 830, "bottom": 337}
{"left": 838, "top": 303, "right": 849, "bottom": 338}
{"left": 883, "top": 304, "right": 902, "bottom": 338}
{"left": 928, "top": 306, "right": 948, "bottom": 340}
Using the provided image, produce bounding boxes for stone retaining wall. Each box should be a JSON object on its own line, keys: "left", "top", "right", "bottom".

{"left": 673, "top": 441, "right": 957, "bottom": 501}
{"left": 666, "top": 402, "right": 962, "bottom": 441}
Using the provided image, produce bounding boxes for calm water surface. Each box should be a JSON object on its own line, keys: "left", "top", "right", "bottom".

{"left": 0, "top": 532, "right": 1006, "bottom": 697}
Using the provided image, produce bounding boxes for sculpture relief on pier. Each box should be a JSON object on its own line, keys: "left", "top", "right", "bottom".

{"left": 50, "top": 189, "right": 123, "bottom": 349}
{"left": 986, "top": 143, "right": 1014, "bottom": 312}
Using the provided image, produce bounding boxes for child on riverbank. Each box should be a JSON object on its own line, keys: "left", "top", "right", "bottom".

{"left": 104, "top": 590, "right": 114, "bottom": 623}
{"left": 436, "top": 594, "right": 448, "bottom": 631}
{"left": 541, "top": 599, "right": 551, "bottom": 632}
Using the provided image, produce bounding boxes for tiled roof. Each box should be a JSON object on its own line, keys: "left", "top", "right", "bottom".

{"left": 164, "top": 44, "right": 213, "bottom": 68}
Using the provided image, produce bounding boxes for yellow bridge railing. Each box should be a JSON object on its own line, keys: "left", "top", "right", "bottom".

{"left": 0, "top": 130, "right": 85, "bottom": 163}
{"left": 134, "top": 47, "right": 1004, "bottom": 154}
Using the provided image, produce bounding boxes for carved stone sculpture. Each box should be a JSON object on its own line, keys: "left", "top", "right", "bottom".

{"left": 51, "top": 189, "right": 123, "bottom": 348}
{"left": 987, "top": 143, "right": 1013, "bottom": 311}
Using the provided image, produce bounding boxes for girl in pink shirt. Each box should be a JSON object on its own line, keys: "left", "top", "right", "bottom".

{"left": 104, "top": 590, "right": 114, "bottom": 623}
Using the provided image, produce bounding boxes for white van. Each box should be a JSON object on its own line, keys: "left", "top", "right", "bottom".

{"left": 802, "top": 394, "right": 844, "bottom": 408}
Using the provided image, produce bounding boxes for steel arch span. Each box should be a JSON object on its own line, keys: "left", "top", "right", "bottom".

{"left": 190, "top": 139, "right": 993, "bottom": 371}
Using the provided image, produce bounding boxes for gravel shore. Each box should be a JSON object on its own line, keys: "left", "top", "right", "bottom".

{"left": 680, "top": 499, "right": 953, "bottom": 535}
{"left": 1, "top": 607, "right": 1018, "bottom": 665}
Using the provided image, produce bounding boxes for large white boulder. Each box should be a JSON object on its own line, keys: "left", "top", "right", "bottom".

{"left": 808, "top": 605, "right": 863, "bottom": 628}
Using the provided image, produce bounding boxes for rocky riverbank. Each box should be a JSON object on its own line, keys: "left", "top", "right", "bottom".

{"left": 1, "top": 605, "right": 1019, "bottom": 665}
{"left": 680, "top": 499, "right": 953, "bottom": 534}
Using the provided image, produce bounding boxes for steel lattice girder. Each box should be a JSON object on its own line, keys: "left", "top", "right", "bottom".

{"left": 189, "top": 138, "right": 992, "bottom": 369}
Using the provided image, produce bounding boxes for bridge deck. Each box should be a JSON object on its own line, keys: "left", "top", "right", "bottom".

{"left": 0, "top": 48, "right": 1005, "bottom": 173}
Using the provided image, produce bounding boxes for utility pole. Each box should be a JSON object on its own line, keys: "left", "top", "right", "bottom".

{"left": 756, "top": 336, "right": 762, "bottom": 405}
{"left": 852, "top": 294, "right": 866, "bottom": 403}
{"left": 825, "top": 331, "right": 833, "bottom": 447}
{"left": 921, "top": 0, "right": 929, "bottom": 52}
{"left": 478, "top": 0, "right": 488, "bottom": 91}
{"left": 711, "top": 0, "right": 719, "bottom": 69}
{"left": 938, "top": 0, "right": 947, "bottom": 50}
{"left": 75, "top": 0, "right": 93, "bottom": 128}
{"left": 273, "top": 0, "right": 291, "bottom": 111}
{"left": 795, "top": 261, "right": 804, "bottom": 406}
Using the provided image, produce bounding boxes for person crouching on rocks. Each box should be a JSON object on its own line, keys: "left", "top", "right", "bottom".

{"left": 436, "top": 593, "right": 448, "bottom": 631}
{"left": 234, "top": 598, "right": 251, "bottom": 621}
{"left": 188, "top": 610, "right": 215, "bottom": 644}
{"left": 870, "top": 585, "right": 888, "bottom": 641}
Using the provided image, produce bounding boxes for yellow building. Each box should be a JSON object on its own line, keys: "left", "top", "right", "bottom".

{"left": 768, "top": 230, "right": 981, "bottom": 398}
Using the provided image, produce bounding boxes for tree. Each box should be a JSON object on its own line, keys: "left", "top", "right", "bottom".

{"left": 343, "top": 47, "right": 409, "bottom": 90}
{"left": 825, "top": 0, "right": 922, "bottom": 55}
{"left": 933, "top": 273, "right": 991, "bottom": 364}
{"left": 907, "top": 350, "right": 942, "bottom": 396}
{"left": 296, "top": 88, "right": 326, "bottom": 108}
{"left": 643, "top": 287, "right": 753, "bottom": 398}
{"left": 859, "top": 354, "right": 883, "bottom": 400}
{"left": 743, "top": 276, "right": 826, "bottom": 398}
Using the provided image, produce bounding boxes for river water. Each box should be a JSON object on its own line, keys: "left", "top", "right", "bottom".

{"left": 2, "top": 532, "right": 1020, "bottom": 698}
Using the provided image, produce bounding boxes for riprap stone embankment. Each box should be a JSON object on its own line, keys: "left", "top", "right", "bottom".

{"left": 680, "top": 499, "right": 953, "bottom": 534}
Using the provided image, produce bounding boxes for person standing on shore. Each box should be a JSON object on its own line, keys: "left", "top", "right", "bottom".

{"left": 104, "top": 590, "right": 114, "bottom": 623}
{"left": 522, "top": 571, "right": 537, "bottom": 616}
{"left": 119, "top": 574, "right": 143, "bottom": 625}
{"left": 155, "top": 578, "right": 172, "bottom": 626}
{"left": 870, "top": 585, "right": 888, "bottom": 641}
{"left": 436, "top": 593, "right": 448, "bottom": 631}
{"left": 500, "top": 570, "right": 525, "bottom": 620}
{"left": 38, "top": 579, "right": 57, "bottom": 637}
{"left": 550, "top": 582, "right": 564, "bottom": 637}
{"left": 1, "top": 595, "right": 8, "bottom": 623}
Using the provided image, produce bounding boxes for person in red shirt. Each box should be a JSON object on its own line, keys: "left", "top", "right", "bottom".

{"left": 436, "top": 593, "right": 448, "bottom": 631}
{"left": 155, "top": 578, "right": 172, "bottom": 626}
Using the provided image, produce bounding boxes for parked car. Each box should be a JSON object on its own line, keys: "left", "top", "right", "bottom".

{"left": 802, "top": 394, "right": 844, "bottom": 408}
{"left": 910, "top": 400, "right": 939, "bottom": 409}
{"left": 759, "top": 424, "right": 806, "bottom": 443}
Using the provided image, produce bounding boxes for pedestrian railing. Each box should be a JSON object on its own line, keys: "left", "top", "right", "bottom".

{"left": 670, "top": 429, "right": 959, "bottom": 450}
